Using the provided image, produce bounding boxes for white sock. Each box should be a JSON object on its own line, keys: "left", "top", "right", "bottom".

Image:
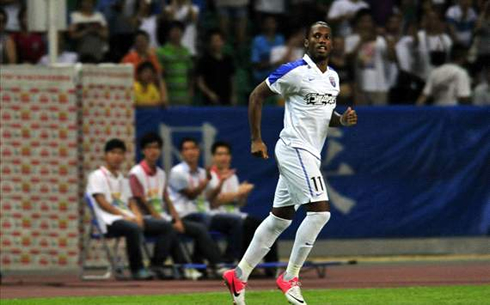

{"left": 284, "top": 211, "right": 331, "bottom": 281}
{"left": 236, "top": 213, "right": 292, "bottom": 282}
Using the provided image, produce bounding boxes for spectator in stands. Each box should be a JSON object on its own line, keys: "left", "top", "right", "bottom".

{"left": 382, "top": 13, "right": 405, "bottom": 104}
{"left": 396, "top": 10, "right": 452, "bottom": 83}
{"left": 214, "top": 0, "right": 249, "bottom": 48}
{"left": 129, "top": 133, "right": 225, "bottom": 278}
{"left": 163, "top": 0, "right": 199, "bottom": 56}
{"left": 269, "top": 27, "right": 305, "bottom": 67}
{"left": 254, "top": 0, "right": 286, "bottom": 22}
{"left": 391, "top": 22, "right": 425, "bottom": 104}
{"left": 134, "top": 0, "right": 161, "bottom": 49}
{"left": 209, "top": 141, "right": 279, "bottom": 277}
{"left": 69, "top": 0, "right": 109, "bottom": 63}
{"left": 122, "top": 30, "right": 161, "bottom": 73}
{"left": 472, "top": 68, "right": 490, "bottom": 106}
{"left": 345, "top": 9, "right": 396, "bottom": 105}
{"left": 38, "top": 32, "right": 78, "bottom": 65}
{"left": 168, "top": 138, "right": 244, "bottom": 263}
{"left": 11, "top": 7, "right": 45, "bottom": 64}
{"left": 446, "top": 0, "right": 477, "bottom": 48}
{"left": 196, "top": 30, "right": 236, "bottom": 106}
{"left": 251, "top": 15, "right": 285, "bottom": 85}
{"left": 416, "top": 44, "right": 471, "bottom": 106}
{"left": 86, "top": 139, "right": 175, "bottom": 280}
{"left": 327, "top": 0, "right": 370, "bottom": 37}
{"left": 100, "top": 0, "right": 138, "bottom": 62}
{"left": 0, "top": 0, "right": 21, "bottom": 32}
{"left": 471, "top": 0, "right": 490, "bottom": 78}
{"left": 157, "top": 21, "right": 193, "bottom": 106}
{"left": 134, "top": 61, "right": 162, "bottom": 107}
{"left": 330, "top": 36, "right": 354, "bottom": 105}
{"left": 122, "top": 30, "right": 168, "bottom": 107}
{"left": 0, "top": 7, "right": 16, "bottom": 64}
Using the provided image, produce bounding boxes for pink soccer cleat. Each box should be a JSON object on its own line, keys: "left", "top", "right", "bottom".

{"left": 223, "top": 269, "right": 247, "bottom": 305}
{"left": 276, "top": 272, "right": 307, "bottom": 305}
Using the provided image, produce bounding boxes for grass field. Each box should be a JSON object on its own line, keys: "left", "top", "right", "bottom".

{"left": 2, "top": 285, "right": 489, "bottom": 305}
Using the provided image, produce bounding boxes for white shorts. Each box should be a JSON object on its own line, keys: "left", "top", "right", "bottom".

{"left": 273, "top": 139, "right": 329, "bottom": 208}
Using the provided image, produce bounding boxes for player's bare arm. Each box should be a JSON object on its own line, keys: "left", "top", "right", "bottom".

{"left": 329, "top": 107, "right": 358, "bottom": 127}
{"left": 249, "top": 81, "right": 276, "bottom": 159}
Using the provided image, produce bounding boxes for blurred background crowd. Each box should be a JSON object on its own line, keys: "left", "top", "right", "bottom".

{"left": 1, "top": 0, "right": 489, "bottom": 107}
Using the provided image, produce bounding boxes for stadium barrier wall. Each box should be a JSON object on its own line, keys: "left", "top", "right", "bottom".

{"left": 136, "top": 106, "right": 490, "bottom": 240}
{"left": 0, "top": 65, "right": 134, "bottom": 271}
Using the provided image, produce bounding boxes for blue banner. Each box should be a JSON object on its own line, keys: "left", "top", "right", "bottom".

{"left": 136, "top": 106, "right": 490, "bottom": 239}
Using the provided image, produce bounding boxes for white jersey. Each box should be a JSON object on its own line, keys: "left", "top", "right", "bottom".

{"left": 266, "top": 54, "right": 340, "bottom": 159}
{"left": 129, "top": 164, "right": 172, "bottom": 221}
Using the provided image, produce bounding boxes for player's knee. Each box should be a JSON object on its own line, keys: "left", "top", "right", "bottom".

{"left": 306, "top": 211, "right": 331, "bottom": 226}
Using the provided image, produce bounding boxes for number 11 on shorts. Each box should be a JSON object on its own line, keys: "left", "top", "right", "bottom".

{"left": 311, "top": 176, "right": 324, "bottom": 192}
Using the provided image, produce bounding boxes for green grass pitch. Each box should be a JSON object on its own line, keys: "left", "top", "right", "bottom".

{"left": 2, "top": 285, "right": 489, "bottom": 305}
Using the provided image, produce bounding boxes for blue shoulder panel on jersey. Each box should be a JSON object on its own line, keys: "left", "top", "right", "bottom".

{"left": 268, "top": 59, "right": 307, "bottom": 85}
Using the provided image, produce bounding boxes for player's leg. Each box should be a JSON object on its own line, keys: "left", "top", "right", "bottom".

{"left": 223, "top": 177, "right": 293, "bottom": 305}
{"left": 277, "top": 148, "right": 331, "bottom": 305}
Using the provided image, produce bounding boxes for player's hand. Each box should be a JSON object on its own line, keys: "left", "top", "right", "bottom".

{"left": 340, "top": 107, "right": 358, "bottom": 126}
{"left": 251, "top": 140, "right": 269, "bottom": 159}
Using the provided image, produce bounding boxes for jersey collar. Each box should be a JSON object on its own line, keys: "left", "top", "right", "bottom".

{"left": 303, "top": 54, "right": 329, "bottom": 75}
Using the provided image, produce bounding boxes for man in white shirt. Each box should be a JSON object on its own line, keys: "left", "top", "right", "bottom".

{"left": 129, "top": 133, "right": 225, "bottom": 277}
{"left": 417, "top": 44, "right": 471, "bottom": 106}
{"left": 209, "top": 141, "right": 279, "bottom": 277}
{"left": 223, "top": 21, "right": 358, "bottom": 305}
{"left": 168, "top": 138, "right": 244, "bottom": 263}
{"left": 86, "top": 139, "right": 174, "bottom": 280}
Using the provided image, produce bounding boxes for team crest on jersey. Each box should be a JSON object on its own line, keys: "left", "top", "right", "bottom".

{"left": 329, "top": 76, "right": 336, "bottom": 87}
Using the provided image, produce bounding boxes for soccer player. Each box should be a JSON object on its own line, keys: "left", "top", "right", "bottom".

{"left": 223, "top": 21, "right": 358, "bottom": 305}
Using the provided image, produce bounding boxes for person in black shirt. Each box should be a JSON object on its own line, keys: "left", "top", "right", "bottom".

{"left": 196, "top": 30, "right": 236, "bottom": 105}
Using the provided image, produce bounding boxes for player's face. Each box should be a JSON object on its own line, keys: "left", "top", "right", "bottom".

{"left": 143, "top": 142, "right": 161, "bottom": 163}
{"left": 305, "top": 25, "right": 332, "bottom": 61}
{"left": 105, "top": 148, "right": 125, "bottom": 170}
{"left": 181, "top": 141, "right": 200, "bottom": 164}
{"left": 213, "top": 147, "right": 231, "bottom": 169}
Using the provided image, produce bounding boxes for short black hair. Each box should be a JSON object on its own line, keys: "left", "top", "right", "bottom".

{"left": 179, "top": 137, "right": 199, "bottom": 151}
{"left": 140, "top": 132, "right": 163, "bottom": 149}
{"left": 168, "top": 21, "right": 185, "bottom": 32}
{"left": 211, "top": 141, "right": 232, "bottom": 155}
{"left": 306, "top": 21, "right": 331, "bottom": 38}
{"left": 134, "top": 29, "right": 150, "bottom": 41}
{"left": 104, "top": 138, "right": 127, "bottom": 153}
{"left": 353, "top": 9, "right": 373, "bottom": 27}
{"left": 136, "top": 61, "right": 157, "bottom": 75}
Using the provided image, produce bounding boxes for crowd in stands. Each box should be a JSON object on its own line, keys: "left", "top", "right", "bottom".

{"left": 86, "top": 134, "right": 277, "bottom": 280}
{"left": 1, "top": 0, "right": 489, "bottom": 106}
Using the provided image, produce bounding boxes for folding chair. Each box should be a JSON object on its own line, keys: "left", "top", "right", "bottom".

{"left": 79, "top": 194, "right": 126, "bottom": 280}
